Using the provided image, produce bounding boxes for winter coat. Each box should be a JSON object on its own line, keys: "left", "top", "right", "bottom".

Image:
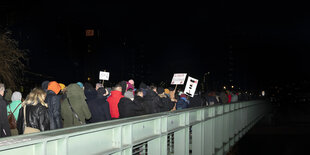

{"left": 143, "top": 90, "right": 163, "bottom": 114}
{"left": 176, "top": 97, "right": 189, "bottom": 110}
{"left": 61, "top": 84, "right": 91, "bottom": 128}
{"left": 16, "top": 103, "right": 50, "bottom": 134}
{"left": 87, "top": 95, "right": 111, "bottom": 123}
{"left": 107, "top": 91, "right": 124, "bottom": 118}
{"left": 134, "top": 96, "right": 146, "bottom": 116}
{"left": 205, "top": 96, "right": 218, "bottom": 106}
{"left": 118, "top": 97, "right": 137, "bottom": 118}
{"left": 7, "top": 100, "right": 22, "bottom": 120}
{"left": 188, "top": 95, "right": 204, "bottom": 108}
{"left": 227, "top": 94, "right": 232, "bottom": 103}
{"left": 45, "top": 90, "right": 62, "bottom": 130}
{"left": 0, "top": 96, "right": 11, "bottom": 137}
{"left": 159, "top": 94, "right": 174, "bottom": 112}
{"left": 219, "top": 91, "right": 228, "bottom": 104}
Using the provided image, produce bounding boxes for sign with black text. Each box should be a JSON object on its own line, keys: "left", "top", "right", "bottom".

{"left": 184, "top": 76, "right": 199, "bottom": 97}
{"left": 99, "top": 71, "right": 110, "bottom": 80}
{"left": 171, "top": 73, "right": 187, "bottom": 85}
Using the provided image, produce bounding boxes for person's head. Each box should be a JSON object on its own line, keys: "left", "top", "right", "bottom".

{"left": 95, "top": 83, "right": 103, "bottom": 90}
{"left": 135, "top": 89, "right": 144, "bottom": 97}
{"left": 164, "top": 88, "right": 170, "bottom": 95}
{"left": 150, "top": 85, "right": 157, "bottom": 93}
{"left": 0, "top": 83, "right": 5, "bottom": 96}
{"left": 48, "top": 81, "right": 61, "bottom": 94}
{"left": 77, "top": 82, "right": 84, "bottom": 89}
{"left": 128, "top": 79, "right": 134, "bottom": 86}
{"left": 124, "top": 90, "right": 134, "bottom": 101}
{"left": 41, "top": 80, "right": 49, "bottom": 91}
{"left": 11, "top": 91, "right": 22, "bottom": 102}
{"left": 59, "top": 83, "right": 66, "bottom": 92}
{"left": 112, "top": 84, "right": 122, "bottom": 92}
{"left": 23, "top": 88, "right": 48, "bottom": 107}
{"left": 157, "top": 87, "right": 164, "bottom": 95}
{"left": 180, "top": 93, "right": 187, "bottom": 99}
{"left": 97, "top": 87, "right": 109, "bottom": 96}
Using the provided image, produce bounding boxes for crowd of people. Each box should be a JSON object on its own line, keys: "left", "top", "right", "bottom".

{"left": 0, "top": 79, "right": 249, "bottom": 138}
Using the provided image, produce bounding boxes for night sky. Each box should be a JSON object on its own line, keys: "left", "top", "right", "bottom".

{"left": 2, "top": 1, "right": 310, "bottom": 90}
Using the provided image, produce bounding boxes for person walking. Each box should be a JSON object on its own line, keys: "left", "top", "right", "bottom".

{"left": 0, "top": 83, "right": 11, "bottom": 137}
{"left": 107, "top": 84, "right": 124, "bottom": 119}
{"left": 61, "top": 84, "right": 91, "bottom": 128}
{"left": 45, "top": 81, "right": 62, "bottom": 130}
{"left": 16, "top": 88, "right": 50, "bottom": 134}
{"left": 87, "top": 88, "right": 111, "bottom": 123}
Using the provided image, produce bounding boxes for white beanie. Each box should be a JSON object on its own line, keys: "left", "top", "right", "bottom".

{"left": 11, "top": 91, "right": 22, "bottom": 102}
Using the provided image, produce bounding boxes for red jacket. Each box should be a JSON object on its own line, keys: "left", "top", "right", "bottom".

{"left": 107, "top": 91, "right": 124, "bottom": 118}
{"left": 227, "top": 94, "right": 232, "bottom": 103}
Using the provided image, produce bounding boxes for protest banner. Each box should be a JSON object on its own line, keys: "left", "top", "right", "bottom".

{"left": 184, "top": 76, "right": 199, "bottom": 97}
{"left": 171, "top": 73, "right": 187, "bottom": 85}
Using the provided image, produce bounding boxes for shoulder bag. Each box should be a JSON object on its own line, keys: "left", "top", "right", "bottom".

{"left": 67, "top": 98, "right": 85, "bottom": 125}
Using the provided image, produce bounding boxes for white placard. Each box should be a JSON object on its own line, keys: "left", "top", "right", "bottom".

{"left": 184, "top": 76, "right": 199, "bottom": 97}
{"left": 99, "top": 71, "right": 110, "bottom": 80}
{"left": 171, "top": 73, "right": 187, "bottom": 85}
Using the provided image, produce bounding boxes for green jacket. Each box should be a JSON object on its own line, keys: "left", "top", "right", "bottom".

{"left": 7, "top": 100, "right": 22, "bottom": 119}
{"left": 61, "top": 84, "right": 91, "bottom": 128}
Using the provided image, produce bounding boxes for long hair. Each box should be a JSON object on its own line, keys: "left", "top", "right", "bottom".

{"left": 23, "top": 88, "right": 48, "bottom": 107}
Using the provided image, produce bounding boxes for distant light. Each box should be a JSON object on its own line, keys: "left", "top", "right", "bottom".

{"left": 262, "top": 91, "right": 265, "bottom": 96}
{"left": 223, "top": 86, "right": 226, "bottom": 90}
{"left": 86, "top": 29, "right": 94, "bottom": 37}
{"left": 88, "top": 77, "right": 91, "bottom": 81}
{"left": 231, "top": 85, "right": 234, "bottom": 89}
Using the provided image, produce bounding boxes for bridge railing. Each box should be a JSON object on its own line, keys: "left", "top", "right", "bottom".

{"left": 0, "top": 100, "right": 270, "bottom": 155}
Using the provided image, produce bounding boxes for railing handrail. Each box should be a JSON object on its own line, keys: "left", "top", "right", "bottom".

{"left": 0, "top": 100, "right": 269, "bottom": 155}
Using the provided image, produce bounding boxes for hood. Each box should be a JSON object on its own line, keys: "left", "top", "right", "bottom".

{"left": 48, "top": 81, "right": 61, "bottom": 95}
{"left": 110, "top": 90, "right": 123, "bottom": 97}
{"left": 66, "top": 84, "right": 86, "bottom": 100}
{"left": 41, "top": 81, "right": 50, "bottom": 91}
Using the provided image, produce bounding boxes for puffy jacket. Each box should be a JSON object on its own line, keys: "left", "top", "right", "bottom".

{"left": 107, "top": 91, "right": 124, "bottom": 118}
{"left": 87, "top": 95, "right": 111, "bottom": 123}
{"left": 45, "top": 90, "right": 62, "bottom": 130}
{"left": 143, "top": 90, "right": 163, "bottom": 114}
{"left": 159, "top": 94, "right": 174, "bottom": 112}
{"left": 133, "top": 96, "right": 146, "bottom": 116}
{"left": 176, "top": 97, "right": 189, "bottom": 110}
{"left": 16, "top": 104, "right": 50, "bottom": 134}
{"left": 118, "top": 97, "right": 137, "bottom": 118}
{"left": 0, "top": 96, "right": 11, "bottom": 137}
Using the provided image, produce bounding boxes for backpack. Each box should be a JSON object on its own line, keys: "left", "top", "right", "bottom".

{"left": 8, "top": 103, "right": 21, "bottom": 129}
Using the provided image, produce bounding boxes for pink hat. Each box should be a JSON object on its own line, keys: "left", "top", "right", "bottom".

{"left": 128, "top": 79, "right": 134, "bottom": 85}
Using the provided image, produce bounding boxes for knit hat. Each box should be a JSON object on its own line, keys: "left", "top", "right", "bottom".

{"left": 59, "top": 83, "right": 66, "bottom": 91}
{"left": 77, "top": 82, "right": 84, "bottom": 88}
{"left": 48, "top": 81, "right": 61, "bottom": 94}
{"left": 128, "top": 79, "right": 134, "bottom": 85}
{"left": 11, "top": 91, "right": 22, "bottom": 102}
{"left": 157, "top": 87, "right": 164, "bottom": 94}
{"left": 124, "top": 91, "right": 134, "bottom": 99}
{"left": 41, "top": 81, "right": 49, "bottom": 91}
{"left": 164, "top": 88, "right": 170, "bottom": 94}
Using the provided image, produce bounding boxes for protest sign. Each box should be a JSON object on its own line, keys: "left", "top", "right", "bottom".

{"left": 171, "top": 73, "right": 187, "bottom": 85}
{"left": 184, "top": 76, "right": 199, "bottom": 97}
{"left": 99, "top": 71, "right": 110, "bottom": 81}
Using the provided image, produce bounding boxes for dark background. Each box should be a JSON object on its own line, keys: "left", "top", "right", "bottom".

{"left": 1, "top": 1, "right": 310, "bottom": 91}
